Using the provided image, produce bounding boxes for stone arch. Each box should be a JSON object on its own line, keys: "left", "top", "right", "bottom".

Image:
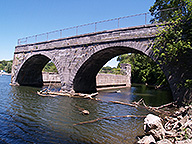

{"left": 15, "top": 53, "right": 60, "bottom": 87}
{"left": 73, "top": 43, "right": 150, "bottom": 93}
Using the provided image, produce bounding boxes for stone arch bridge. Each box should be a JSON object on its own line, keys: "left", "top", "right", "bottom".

{"left": 11, "top": 23, "right": 192, "bottom": 103}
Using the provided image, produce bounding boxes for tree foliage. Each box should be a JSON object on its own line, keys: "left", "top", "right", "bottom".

{"left": 149, "top": 0, "right": 187, "bottom": 23}
{"left": 42, "top": 61, "right": 58, "bottom": 73}
{"left": 117, "top": 54, "right": 167, "bottom": 86}
{"left": 0, "top": 60, "right": 13, "bottom": 73}
{"left": 99, "top": 66, "right": 123, "bottom": 75}
{"left": 151, "top": 0, "right": 192, "bottom": 88}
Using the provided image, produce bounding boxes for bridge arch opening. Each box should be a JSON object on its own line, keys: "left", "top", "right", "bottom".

{"left": 73, "top": 46, "right": 158, "bottom": 93}
{"left": 16, "top": 54, "right": 52, "bottom": 87}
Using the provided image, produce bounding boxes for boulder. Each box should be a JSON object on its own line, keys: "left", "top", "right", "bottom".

{"left": 137, "top": 135, "right": 156, "bottom": 144}
{"left": 144, "top": 114, "right": 165, "bottom": 140}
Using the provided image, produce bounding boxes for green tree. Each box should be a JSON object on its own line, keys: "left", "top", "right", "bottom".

{"left": 43, "top": 61, "right": 58, "bottom": 73}
{"left": 5, "top": 62, "right": 12, "bottom": 73}
{"left": 150, "top": 0, "right": 192, "bottom": 103}
{"left": 117, "top": 53, "right": 167, "bottom": 86}
{"left": 0, "top": 60, "right": 13, "bottom": 73}
{"left": 99, "top": 66, "right": 113, "bottom": 73}
{"left": 0, "top": 64, "right": 3, "bottom": 70}
{"left": 149, "top": 0, "right": 187, "bottom": 23}
{"left": 151, "top": 0, "right": 192, "bottom": 62}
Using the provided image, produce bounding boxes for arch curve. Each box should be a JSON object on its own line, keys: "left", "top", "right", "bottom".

{"left": 73, "top": 46, "right": 144, "bottom": 93}
{"left": 15, "top": 53, "right": 61, "bottom": 87}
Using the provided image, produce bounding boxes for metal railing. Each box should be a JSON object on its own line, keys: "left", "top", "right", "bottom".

{"left": 17, "top": 8, "right": 178, "bottom": 46}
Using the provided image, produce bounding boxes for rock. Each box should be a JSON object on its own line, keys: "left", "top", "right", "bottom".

{"left": 174, "top": 107, "right": 187, "bottom": 117}
{"left": 137, "top": 103, "right": 192, "bottom": 144}
{"left": 149, "top": 129, "right": 165, "bottom": 140}
{"left": 82, "top": 110, "right": 89, "bottom": 115}
{"left": 185, "top": 128, "right": 192, "bottom": 139}
{"left": 156, "top": 139, "right": 172, "bottom": 144}
{"left": 186, "top": 120, "right": 192, "bottom": 129}
{"left": 179, "top": 107, "right": 186, "bottom": 113}
{"left": 179, "top": 115, "right": 189, "bottom": 129}
{"left": 137, "top": 135, "right": 156, "bottom": 144}
{"left": 187, "top": 108, "right": 192, "bottom": 116}
{"left": 144, "top": 114, "right": 165, "bottom": 140}
{"left": 144, "top": 114, "right": 162, "bottom": 131}
{"left": 175, "top": 139, "right": 192, "bottom": 144}
{"left": 177, "top": 115, "right": 183, "bottom": 120}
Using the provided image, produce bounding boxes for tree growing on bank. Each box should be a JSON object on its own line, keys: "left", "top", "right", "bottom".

{"left": 150, "top": 0, "right": 192, "bottom": 104}
{"left": 117, "top": 54, "right": 167, "bottom": 87}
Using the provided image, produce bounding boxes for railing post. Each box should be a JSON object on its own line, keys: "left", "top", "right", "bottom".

{"left": 18, "top": 39, "right": 20, "bottom": 45}
{"left": 118, "top": 18, "right": 120, "bottom": 28}
{"left": 35, "top": 35, "right": 37, "bottom": 43}
{"left": 76, "top": 26, "right": 78, "bottom": 35}
{"left": 145, "top": 13, "right": 147, "bottom": 25}
{"left": 47, "top": 33, "right": 48, "bottom": 41}
{"left": 60, "top": 30, "right": 62, "bottom": 38}
{"left": 95, "top": 22, "right": 97, "bottom": 32}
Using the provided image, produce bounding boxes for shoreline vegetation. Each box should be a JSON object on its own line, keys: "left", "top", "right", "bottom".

{"left": 0, "top": 60, "right": 12, "bottom": 74}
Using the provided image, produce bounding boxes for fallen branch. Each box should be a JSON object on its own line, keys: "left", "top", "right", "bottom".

{"left": 132, "top": 99, "right": 174, "bottom": 118}
{"left": 153, "top": 101, "right": 176, "bottom": 110}
{"left": 109, "top": 100, "right": 138, "bottom": 107}
{"left": 73, "top": 115, "right": 145, "bottom": 125}
{"left": 37, "top": 91, "right": 57, "bottom": 97}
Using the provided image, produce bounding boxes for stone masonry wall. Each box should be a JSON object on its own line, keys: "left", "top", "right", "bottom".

{"left": 42, "top": 72, "right": 131, "bottom": 87}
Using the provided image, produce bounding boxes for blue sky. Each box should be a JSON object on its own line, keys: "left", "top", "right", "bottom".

{"left": 0, "top": 0, "right": 155, "bottom": 67}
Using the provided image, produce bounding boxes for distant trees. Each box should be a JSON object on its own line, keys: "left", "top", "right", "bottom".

{"left": 0, "top": 60, "right": 13, "bottom": 73}
{"left": 42, "top": 61, "right": 58, "bottom": 73}
{"left": 99, "top": 66, "right": 122, "bottom": 75}
{"left": 0, "top": 60, "right": 59, "bottom": 74}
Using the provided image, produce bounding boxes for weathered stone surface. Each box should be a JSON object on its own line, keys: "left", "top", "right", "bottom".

{"left": 137, "top": 135, "right": 156, "bottom": 144}
{"left": 144, "top": 114, "right": 165, "bottom": 140}
{"left": 42, "top": 72, "right": 131, "bottom": 88}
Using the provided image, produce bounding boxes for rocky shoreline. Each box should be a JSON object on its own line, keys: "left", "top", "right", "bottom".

{"left": 137, "top": 105, "right": 192, "bottom": 144}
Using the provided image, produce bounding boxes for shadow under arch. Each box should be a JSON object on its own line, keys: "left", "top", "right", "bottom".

{"left": 16, "top": 54, "right": 51, "bottom": 87}
{"left": 73, "top": 46, "right": 145, "bottom": 93}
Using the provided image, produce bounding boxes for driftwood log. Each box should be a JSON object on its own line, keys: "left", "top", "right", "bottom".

{"left": 73, "top": 115, "right": 145, "bottom": 126}
{"left": 37, "top": 89, "right": 98, "bottom": 99}
{"left": 109, "top": 100, "right": 138, "bottom": 107}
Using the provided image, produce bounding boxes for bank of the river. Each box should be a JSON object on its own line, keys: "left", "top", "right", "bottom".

{"left": 137, "top": 106, "right": 192, "bottom": 144}
{"left": 0, "top": 75, "right": 173, "bottom": 143}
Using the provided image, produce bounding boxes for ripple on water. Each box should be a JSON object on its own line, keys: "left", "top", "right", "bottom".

{"left": 0, "top": 76, "right": 172, "bottom": 143}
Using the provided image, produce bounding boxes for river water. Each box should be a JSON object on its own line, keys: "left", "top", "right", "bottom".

{"left": 0, "top": 75, "right": 172, "bottom": 144}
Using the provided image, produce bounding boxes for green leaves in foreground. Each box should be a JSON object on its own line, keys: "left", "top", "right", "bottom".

{"left": 152, "top": 0, "right": 192, "bottom": 64}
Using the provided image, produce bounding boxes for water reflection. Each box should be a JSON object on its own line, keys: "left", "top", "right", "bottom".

{"left": 0, "top": 76, "right": 172, "bottom": 143}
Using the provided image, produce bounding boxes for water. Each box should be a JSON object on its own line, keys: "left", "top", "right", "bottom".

{"left": 0, "top": 76, "right": 172, "bottom": 144}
